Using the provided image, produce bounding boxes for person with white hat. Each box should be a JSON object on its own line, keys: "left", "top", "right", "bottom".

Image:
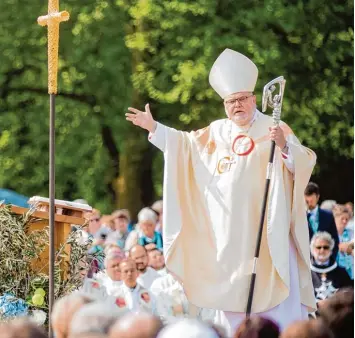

{"left": 125, "top": 49, "right": 316, "bottom": 332}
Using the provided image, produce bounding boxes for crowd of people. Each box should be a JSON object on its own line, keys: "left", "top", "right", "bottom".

{"left": 0, "top": 289, "right": 353, "bottom": 338}
{"left": 0, "top": 183, "right": 354, "bottom": 338}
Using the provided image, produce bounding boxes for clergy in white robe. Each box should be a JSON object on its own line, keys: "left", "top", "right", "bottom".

{"left": 110, "top": 259, "right": 159, "bottom": 316}
{"left": 77, "top": 278, "right": 108, "bottom": 301}
{"left": 151, "top": 272, "right": 216, "bottom": 325}
{"left": 94, "top": 249, "right": 124, "bottom": 294}
{"left": 148, "top": 249, "right": 168, "bottom": 276}
{"left": 157, "top": 267, "right": 168, "bottom": 277}
{"left": 75, "top": 278, "right": 130, "bottom": 313}
{"left": 129, "top": 244, "right": 160, "bottom": 289}
{"left": 150, "top": 273, "right": 190, "bottom": 322}
{"left": 125, "top": 48, "right": 317, "bottom": 331}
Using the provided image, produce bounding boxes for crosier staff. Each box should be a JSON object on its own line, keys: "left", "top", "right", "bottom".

{"left": 37, "top": 1, "right": 69, "bottom": 336}
{"left": 245, "top": 76, "right": 286, "bottom": 317}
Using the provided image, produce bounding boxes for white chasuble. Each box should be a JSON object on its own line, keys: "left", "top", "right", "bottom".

{"left": 110, "top": 283, "right": 157, "bottom": 315}
{"left": 149, "top": 110, "right": 317, "bottom": 313}
{"left": 137, "top": 266, "right": 160, "bottom": 290}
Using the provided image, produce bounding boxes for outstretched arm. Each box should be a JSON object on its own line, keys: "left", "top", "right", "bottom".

{"left": 126, "top": 103, "right": 157, "bottom": 133}
{"left": 125, "top": 103, "right": 184, "bottom": 153}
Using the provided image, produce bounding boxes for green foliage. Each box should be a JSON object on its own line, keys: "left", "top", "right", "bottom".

{"left": 0, "top": 204, "right": 96, "bottom": 321}
{"left": 55, "top": 227, "right": 95, "bottom": 297}
{"left": 0, "top": 0, "right": 353, "bottom": 209}
{"left": 0, "top": 204, "right": 48, "bottom": 302}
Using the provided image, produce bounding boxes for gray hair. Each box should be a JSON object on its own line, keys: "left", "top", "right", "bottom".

{"left": 310, "top": 232, "right": 335, "bottom": 252}
{"left": 69, "top": 301, "right": 123, "bottom": 335}
{"left": 320, "top": 200, "right": 337, "bottom": 211}
{"left": 138, "top": 207, "right": 158, "bottom": 224}
{"left": 104, "top": 252, "right": 123, "bottom": 269}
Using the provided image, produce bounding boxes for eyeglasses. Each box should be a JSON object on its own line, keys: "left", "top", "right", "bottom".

{"left": 224, "top": 94, "right": 253, "bottom": 108}
{"left": 315, "top": 246, "right": 330, "bottom": 250}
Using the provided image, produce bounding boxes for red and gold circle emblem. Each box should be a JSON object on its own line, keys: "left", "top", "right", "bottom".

{"left": 232, "top": 135, "right": 255, "bottom": 156}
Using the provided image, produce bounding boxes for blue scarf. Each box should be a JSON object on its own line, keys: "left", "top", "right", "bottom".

{"left": 336, "top": 228, "right": 354, "bottom": 279}
{"left": 138, "top": 231, "right": 163, "bottom": 250}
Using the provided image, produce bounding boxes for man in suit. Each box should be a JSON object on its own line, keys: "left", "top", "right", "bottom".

{"left": 304, "top": 182, "right": 339, "bottom": 261}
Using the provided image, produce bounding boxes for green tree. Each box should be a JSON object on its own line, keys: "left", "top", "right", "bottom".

{"left": 0, "top": 0, "right": 353, "bottom": 218}
{"left": 0, "top": 0, "right": 131, "bottom": 213}
{"left": 122, "top": 0, "right": 353, "bottom": 201}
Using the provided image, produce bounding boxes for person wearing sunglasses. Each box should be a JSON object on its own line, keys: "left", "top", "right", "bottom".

{"left": 310, "top": 231, "right": 352, "bottom": 310}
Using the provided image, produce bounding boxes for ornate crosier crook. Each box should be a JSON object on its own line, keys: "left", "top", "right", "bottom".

{"left": 262, "top": 76, "right": 286, "bottom": 127}
{"left": 245, "top": 76, "right": 286, "bottom": 317}
{"left": 38, "top": 1, "right": 69, "bottom": 336}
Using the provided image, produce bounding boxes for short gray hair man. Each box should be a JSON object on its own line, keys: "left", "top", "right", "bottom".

{"left": 320, "top": 200, "right": 337, "bottom": 212}
{"left": 104, "top": 250, "right": 125, "bottom": 269}
{"left": 310, "top": 231, "right": 335, "bottom": 253}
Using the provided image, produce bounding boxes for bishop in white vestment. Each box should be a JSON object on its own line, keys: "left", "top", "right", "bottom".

{"left": 126, "top": 48, "right": 317, "bottom": 331}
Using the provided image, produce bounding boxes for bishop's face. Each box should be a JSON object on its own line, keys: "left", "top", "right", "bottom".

{"left": 224, "top": 91, "right": 256, "bottom": 126}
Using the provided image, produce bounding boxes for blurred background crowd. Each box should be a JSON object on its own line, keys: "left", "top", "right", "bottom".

{"left": 2, "top": 181, "right": 352, "bottom": 338}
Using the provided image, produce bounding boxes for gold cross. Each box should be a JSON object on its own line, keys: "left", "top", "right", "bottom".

{"left": 38, "top": 0, "right": 70, "bottom": 94}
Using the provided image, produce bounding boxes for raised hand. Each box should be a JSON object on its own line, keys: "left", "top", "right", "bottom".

{"left": 126, "top": 103, "right": 157, "bottom": 133}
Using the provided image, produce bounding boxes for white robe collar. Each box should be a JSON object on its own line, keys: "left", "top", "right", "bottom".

{"left": 310, "top": 261, "right": 338, "bottom": 274}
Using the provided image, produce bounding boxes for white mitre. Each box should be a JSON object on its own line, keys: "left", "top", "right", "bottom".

{"left": 209, "top": 48, "right": 258, "bottom": 99}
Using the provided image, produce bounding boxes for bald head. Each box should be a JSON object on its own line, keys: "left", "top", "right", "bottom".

{"left": 129, "top": 245, "right": 148, "bottom": 272}
{"left": 109, "top": 313, "right": 163, "bottom": 338}
{"left": 120, "top": 259, "right": 138, "bottom": 288}
{"left": 52, "top": 293, "right": 93, "bottom": 338}
{"left": 129, "top": 244, "right": 147, "bottom": 256}
{"left": 69, "top": 301, "right": 124, "bottom": 336}
{"left": 0, "top": 318, "right": 47, "bottom": 338}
